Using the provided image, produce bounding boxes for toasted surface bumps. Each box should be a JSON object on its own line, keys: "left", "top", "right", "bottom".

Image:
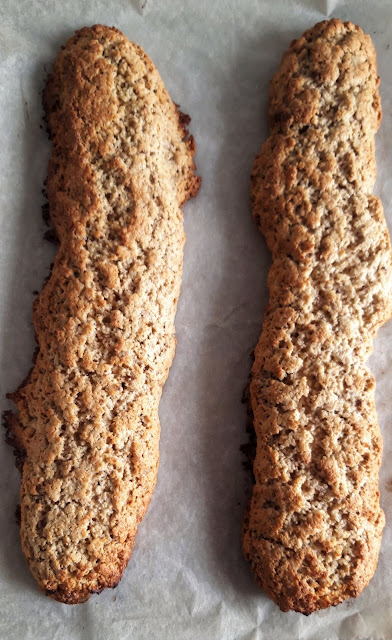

{"left": 5, "top": 25, "right": 200, "bottom": 603}
{"left": 242, "top": 19, "right": 392, "bottom": 614}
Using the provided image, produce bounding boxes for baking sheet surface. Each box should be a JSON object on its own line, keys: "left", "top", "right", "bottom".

{"left": 1, "top": 1, "right": 392, "bottom": 638}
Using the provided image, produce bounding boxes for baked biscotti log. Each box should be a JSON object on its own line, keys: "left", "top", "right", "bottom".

{"left": 242, "top": 19, "right": 392, "bottom": 614}
{"left": 5, "top": 25, "right": 200, "bottom": 603}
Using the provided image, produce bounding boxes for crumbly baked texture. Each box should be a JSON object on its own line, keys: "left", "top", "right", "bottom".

{"left": 242, "top": 19, "right": 392, "bottom": 614}
{"left": 5, "top": 25, "right": 200, "bottom": 604}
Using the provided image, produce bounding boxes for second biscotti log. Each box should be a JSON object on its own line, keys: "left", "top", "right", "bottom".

{"left": 243, "top": 19, "right": 392, "bottom": 614}
{"left": 5, "top": 25, "right": 200, "bottom": 603}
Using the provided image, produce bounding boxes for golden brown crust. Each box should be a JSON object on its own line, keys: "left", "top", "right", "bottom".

{"left": 243, "top": 19, "right": 392, "bottom": 614}
{"left": 5, "top": 24, "right": 200, "bottom": 604}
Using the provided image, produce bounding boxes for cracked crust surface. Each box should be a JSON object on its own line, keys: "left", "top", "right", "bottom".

{"left": 5, "top": 25, "right": 200, "bottom": 603}
{"left": 242, "top": 19, "right": 392, "bottom": 614}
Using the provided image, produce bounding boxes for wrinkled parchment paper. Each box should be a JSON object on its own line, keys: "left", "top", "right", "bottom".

{"left": 1, "top": 1, "right": 392, "bottom": 638}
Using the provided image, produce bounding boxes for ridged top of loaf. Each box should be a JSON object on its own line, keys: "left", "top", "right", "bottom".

{"left": 6, "top": 24, "right": 200, "bottom": 603}
{"left": 244, "top": 19, "right": 392, "bottom": 614}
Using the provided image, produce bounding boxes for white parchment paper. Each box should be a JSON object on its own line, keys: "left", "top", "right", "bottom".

{"left": 1, "top": 1, "right": 392, "bottom": 638}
